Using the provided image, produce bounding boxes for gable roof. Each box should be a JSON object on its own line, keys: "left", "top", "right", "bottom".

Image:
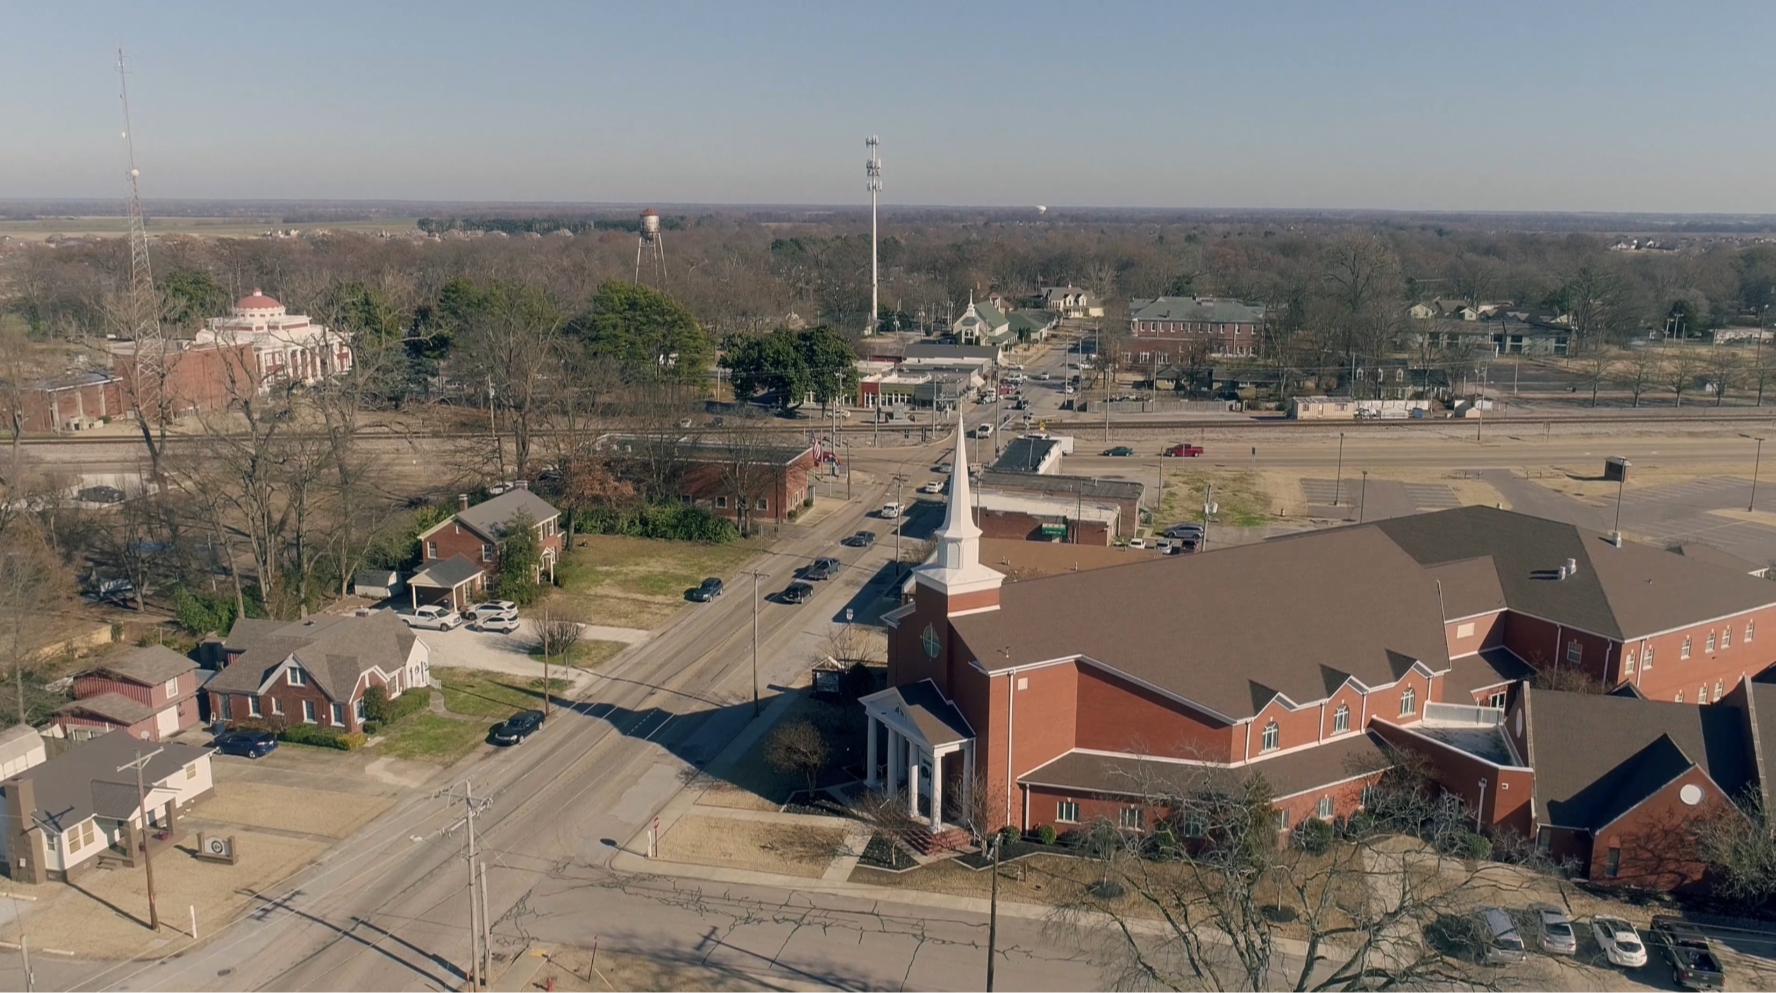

{"left": 952, "top": 527, "right": 1451, "bottom": 721}
{"left": 208, "top": 611, "right": 417, "bottom": 702}
{"left": 453, "top": 488, "right": 560, "bottom": 543}
{"left": 1523, "top": 686, "right": 1757, "bottom": 829}
{"left": 86, "top": 645, "right": 197, "bottom": 687}
{"left": 57, "top": 692, "right": 155, "bottom": 726}
{"left": 222, "top": 617, "right": 285, "bottom": 655}
{"left": 3, "top": 732, "right": 211, "bottom": 833}
{"left": 1372, "top": 505, "right": 1776, "bottom": 639}
{"left": 411, "top": 554, "right": 485, "bottom": 590}
{"left": 1130, "top": 297, "right": 1265, "bottom": 325}
{"left": 1674, "top": 542, "right": 1767, "bottom": 576}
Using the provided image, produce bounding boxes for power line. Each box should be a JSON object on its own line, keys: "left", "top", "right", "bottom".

{"left": 437, "top": 779, "right": 494, "bottom": 990}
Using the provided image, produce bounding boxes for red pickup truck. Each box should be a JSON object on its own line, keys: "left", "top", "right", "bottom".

{"left": 1163, "top": 444, "right": 1205, "bottom": 458}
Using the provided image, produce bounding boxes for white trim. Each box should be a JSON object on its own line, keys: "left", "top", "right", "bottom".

{"left": 1379, "top": 721, "right": 1533, "bottom": 774}
{"left": 1628, "top": 603, "right": 1776, "bottom": 643}
{"left": 947, "top": 604, "right": 1003, "bottom": 618}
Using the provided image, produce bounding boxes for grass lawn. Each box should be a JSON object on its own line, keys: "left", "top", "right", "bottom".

{"left": 375, "top": 713, "right": 489, "bottom": 765}
{"left": 1158, "top": 469, "right": 1275, "bottom": 529}
{"left": 433, "top": 667, "right": 570, "bottom": 718}
{"left": 526, "top": 639, "right": 628, "bottom": 668}
{"left": 551, "top": 534, "right": 770, "bottom": 629}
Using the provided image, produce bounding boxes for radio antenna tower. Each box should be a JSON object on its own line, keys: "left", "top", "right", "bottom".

{"left": 116, "top": 49, "right": 169, "bottom": 482}
{"left": 866, "top": 136, "right": 882, "bottom": 336}
{"left": 634, "top": 209, "right": 667, "bottom": 287}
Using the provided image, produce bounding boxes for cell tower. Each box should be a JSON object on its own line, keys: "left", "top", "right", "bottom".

{"left": 866, "top": 136, "right": 882, "bottom": 336}
{"left": 116, "top": 49, "right": 170, "bottom": 480}
{"left": 634, "top": 209, "right": 667, "bottom": 287}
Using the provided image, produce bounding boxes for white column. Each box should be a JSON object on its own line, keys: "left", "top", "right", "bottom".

{"left": 865, "top": 717, "right": 879, "bottom": 788}
{"left": 887, "top": 729, "right": 901, "bottom": 798}
{"left": 960, "top": 742, "right": 973, "bottom": 820}
{"left": 929, "top": 750, "right": 944, "bottom": 832}
{"left": 906, "top": 738, "right": 920, "bottom": 819}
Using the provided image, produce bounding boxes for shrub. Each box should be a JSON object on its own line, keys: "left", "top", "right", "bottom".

{"left": 174, "top": 588, "right": 237, "bottom": 636}
{"left": 361, "top": 720, "right": 382, "bottom": 736}
{"left": 997, "top": 825, "right": 1021, "bottom": 847}
{"left": 364, "top": 685, "right": 431, "bottom": 725}
{"left": 803, "top": 497, "right": 814, "bottom": 508}
{"left": 1034, "top": 825, "right": 1058, "bottom": 846}
{"left": 279, "top": 725, "right": 364, "bottom": 751}
{"left": 1458, "top": 832, "right": 1492, "bottom": 861}
{"left": 1293, "top": 818, "right": 1334, "bottom": 855}
{"left": 573, "top": 503, "right": 739, "bottom": 543}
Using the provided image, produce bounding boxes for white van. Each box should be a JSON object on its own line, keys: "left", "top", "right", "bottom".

{"left": 881, "top": 502, "right": 903, "bottom": 520}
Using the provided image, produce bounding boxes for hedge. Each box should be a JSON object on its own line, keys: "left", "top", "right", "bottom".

{"left": 364, "top": 685, "right": 431, "bottom": 725}
{"left": 573, "top": 503, "right": 739, "bottom": 543}
{"left": 279, "top": 725, "right": 366, "bottom": 751}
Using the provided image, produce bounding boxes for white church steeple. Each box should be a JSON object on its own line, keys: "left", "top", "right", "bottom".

{"left": 915, "top": 428, "right": 1004, "bottom": 610}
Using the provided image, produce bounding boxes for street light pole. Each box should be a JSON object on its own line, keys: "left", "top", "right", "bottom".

{"left": 1612, "top": 460, "right": 1629, "bottom": 542}
{"left": 1748, "top": 436, "right": 1766, "bottom": 512}
{"left": 1358, "top": 470, "right": 1369, "bottom": 524}
{"left": 751, "top": 570, "right": 760, "bottom": 716}
{"left": 986, "top": 833, "right": 1001, "bottom": 992}
{"left": 1332, "top": 432, "right": 1345, "bottom": 506}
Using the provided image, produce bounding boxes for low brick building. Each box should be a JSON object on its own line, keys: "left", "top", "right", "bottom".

{"left": 15, "top": 373, "right": 125, "bottom": 433}
{"left": 49, "top": 646, "right": 202, "bottom": 742}
{"left": 207, "top": 611, "right": 431, "bottom": 735}
{"left": 1128, "top": 297, "right": 1265, "bottom": 359}
{"left": 977, "top": 471, "right": 1144, "bottom": 540}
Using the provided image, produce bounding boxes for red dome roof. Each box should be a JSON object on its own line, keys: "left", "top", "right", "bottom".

{"left": 235, "top": 288, "right": 281, "bottom": 311}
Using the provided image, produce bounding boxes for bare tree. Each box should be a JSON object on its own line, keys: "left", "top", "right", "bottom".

{"left": 1575, "top": 349, "right": 1616, "bottom": 408}
{"left": 0, "top": 524, "right": 64, "bottom": 725}
{"left": 766, "top": 719, "right": 830, "bottom": 792}
{"left": 1693, "top": 792, "right": 1776, "bottom": 910}
{"left": 1614, "top": 349, "right": 1661, "bottom": 408}
{"left": 1705, "top": 346, "right": 1742, "bottom": 407}
{"left": 531, "top": 608, "right": 584, "bottom": 715}
{"left": 1664, "top": 349, "right": 1705, "bottom": 408}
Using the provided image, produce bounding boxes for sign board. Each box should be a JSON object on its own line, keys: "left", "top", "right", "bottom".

{"left": 195, "top": 832, "right": 239, "bottom": 865}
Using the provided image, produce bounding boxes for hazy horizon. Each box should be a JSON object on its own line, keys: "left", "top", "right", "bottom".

{"left": 6, "top": 0, "right": 1775, "bottom": 213}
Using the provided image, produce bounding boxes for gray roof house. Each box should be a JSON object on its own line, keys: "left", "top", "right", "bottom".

{"left": 951, "top": 298, "right": 1011, "bottom": 347}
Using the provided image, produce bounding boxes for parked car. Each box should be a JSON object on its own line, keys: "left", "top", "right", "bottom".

{"left": 1480, "top": 907, "right": 1529, "bottom": 965}
{"left": 1164, "top": 444, "right": 1206, "bottom": 458}
{"left": 1127, "top": 538, "right": 1147, "bottom": 549}
{"left": 1533, "top": 904, "right": 1577, "bottom": 955}
{"left": 921, "top": 480, "right": 943, "bottom": 494}
{"left": 685, "top": 577, "right": 724, "bottom": 602}
{"left": 213, "top": 729, "right": 278, "bottom": 759}
{"left": 781, "top": 581, "right": 815, "bottom": 604}
{"left": 1590, "top": 916, "right": 1649, "bottom": 969}
{"left": 467, "top": 600, "right": 518, "bottom": 621}
{"left": 470, "top": 614, "right": 522, "bottom": 634}
{"left": 1164, "top": 523, "right": 1206, "bottom": 539}
{"left": 1063, "top": 385, "right": 1075, "bottom": 395}
{"left": 1155, "top": 538, "right": 1177, "bottom": 554}
{"left": 1650, "top": 917, "right": 1725, "bottom": 990}
{"left": 805, "top": 557, "right": 842, "bottom": 581}
{"left": 490, "top": 709, "right": 545, "bottom": 746}
{"left": 881, "top": 502, "right": 903, "bottom": 519}
{"left": 1102, "top": 446, "right": 1135, "bottom": 457}
{"left": 401, "top": 605, "right": 464, "bottom": 630}
{"left": 842, "top": 530, "right": 878, "bottom": 547}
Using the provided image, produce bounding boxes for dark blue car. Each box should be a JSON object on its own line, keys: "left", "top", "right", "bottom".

{"left": 213, "top": 729, "right": 278, "bottom": 759}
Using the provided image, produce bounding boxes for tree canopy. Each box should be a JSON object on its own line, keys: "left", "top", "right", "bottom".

{"left": 721, "top": 325, "right": 859, "bottom": 410}
{"left": 569, "top": 281, "right": 710, "bottom": 384}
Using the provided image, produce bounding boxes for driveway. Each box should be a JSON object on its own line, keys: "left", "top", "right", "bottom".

{"left": 412, "top": 616, "right": 649, "bottom": 691}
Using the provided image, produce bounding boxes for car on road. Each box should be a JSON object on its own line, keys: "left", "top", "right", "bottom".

{"left": 781, "top": 581, "right": 815, "bottom": 604}
{"left": 470, "top": 614, "right": 522, "bottom": 634}
{"left": 401, "top": 605, "right": 465, "bottom": 630}
{"left": 1037, "top": 372, "right": 1051, "bottom": 381}
{"left": 921, "top": 480, "right": 943, "bottom": 494}
{"left": 685, "top": 577, "right": 724, "bottom": 602}
{"left": 1063, "top": 385, "right": 1075, "bottom": 395}
{"left": 1533, "top": 904, "right": 1577, "bottom": 955}
{"left": 1479, "top": 907, "right": 1529, "bottom": 965}
{"left": 1650, "top": 916, "right": 1725, "bottom": 990}
{"left": 468, "top": 600, "right": 518, "bottom": 621}
{"left": 490, "top": 709, "right": 545, "bottom": 746}
{"left": 880, "top": 502, "right": 903, "bottom": 519}
{"left": 974, "top": 424, "right": 994, "bottom": 438}
{"left": 1164, "top": 444, "right": 1206, "bottom": 457}
{"left": 213, "top": 728, "right": 278, "bottom": 759}
{"left": 1590, "top": 916, "right": 1649, "bottom": 968}
{"left": 804, "top": 557, "right": 842, "bottom": 580}
{"left": 1102, "top": 446, "right": 1135, "bottom": 457}
{"left": 842, "top": 530, "right": 877, "bottom": 547}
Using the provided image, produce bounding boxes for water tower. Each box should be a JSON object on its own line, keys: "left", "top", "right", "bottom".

{"left": 635, "top": 208, "right": 667, "bottom": 286}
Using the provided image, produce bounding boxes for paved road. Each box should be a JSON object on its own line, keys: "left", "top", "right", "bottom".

{"left": 50, "top": 436, "right": 1115, "bottom": 993}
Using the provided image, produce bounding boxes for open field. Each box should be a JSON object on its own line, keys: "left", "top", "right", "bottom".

{"left": 373, "top": 712, "right": 489, "bottom": 765}
{"left": 551, "top": 535, "right": 770, "bottom": 629}
{"left": 433, "top": 667, "right": 571, "bottom": 718}
{"left": 0, "top": 216, "right": 417, "bottom": 241}
{"left": 655, "top": 814, "right": 846, "bottom": 878}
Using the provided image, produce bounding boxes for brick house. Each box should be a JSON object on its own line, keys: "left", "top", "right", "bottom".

{"left": 49, "top": 646, "right": 202, "bottom": 742}
{"left": 603, "top": 440, "right": 819, "bottom": 528}
{"left": 1127, "top": 297, "right": 1265, "bottom": 359}
{"left": 207, "top": 612, "right": 431, "bottom": 735}
{"left": 415, "top": 485, "right": 563, "bottom": 604}
{"left": 867, "top": 443, "right": 1776, "bottom": 881}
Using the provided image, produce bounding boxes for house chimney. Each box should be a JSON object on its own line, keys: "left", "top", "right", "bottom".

{"left": 1565, "top": 557, "right": 1578, "bottom": 576}
{"left": 458, "top": 493, "right": 469, "bottom": 512}
{"left": 516, "top": 479, "right": 529, "bottom": 491}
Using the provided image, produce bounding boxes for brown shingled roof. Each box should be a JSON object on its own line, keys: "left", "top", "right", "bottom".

{"left": 57, "top": 692, "right": 155, "bottom": 726}
{"left": 210, "top": 611, "right": 417, "bottom": 702}
{"left": 1019, "top": 732, "right": 1391, "bottom": 800}
{"left": 953, "top": 527, "right": 1450, "bottom": 720}
{"left": 87, "top": 645, "right": 196, "bottom": 687}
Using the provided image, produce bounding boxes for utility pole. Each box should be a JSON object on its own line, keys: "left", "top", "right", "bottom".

{"left": 866, "top": 136, "right": 882, "bottom": 337}
{"left": 1332, "top": 432, "right": 1346, "bottom": 506}
{"left": 1202, "top": 481, "right": 1214, "bottom": 550}
{"left": 478, "top": 861, "right": 493, "bottom": 986}
{"left": 891, "top": 473, "right": 909, "bottom": 576}
{"left": 439, "top": 780, "right": 493, "bottom": 991}
{"left": 119, "top": 748, "right": 165, "bottom": 931}
{"left": 1748, "top": 435, "right": 1766, "bottom": 512}
{"left": 750, "top": 570, "right": 761, "bottom": 716}
{"left": 1358, "top": 470, "right": 1370, "bottom": 524}
{"left": 986, "top": 833, "right": 1001, "bottom": 992}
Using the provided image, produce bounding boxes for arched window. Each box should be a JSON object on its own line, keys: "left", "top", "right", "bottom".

{"left": 1332, "top": 703, "right": 1350, "bottom": 734}
{"left": 1399, "top": 687, "right": 1417, "bottom": 717}
{"left": 1261, "top": 721, "right": 1280, "bottom": 752}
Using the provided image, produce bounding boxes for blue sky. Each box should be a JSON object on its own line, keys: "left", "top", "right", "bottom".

{"left": 2, "top": 0, "right": 1771, "bottom": 211}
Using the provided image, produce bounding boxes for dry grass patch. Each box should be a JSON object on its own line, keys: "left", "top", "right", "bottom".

{"left": 552, "top": 535, "right": 769, "bottom": 629}
{"left": 194, "top": 782, "right": 392, "bottom": 839}
{"left": 1158, "top": 469, "right": 1280, "bottom": 528}
{"left": 656, "top": 814, "right": 846, "bottom": 878}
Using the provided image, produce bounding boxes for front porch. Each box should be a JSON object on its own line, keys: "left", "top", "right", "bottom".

{"left": 860, "top": 681, "right": 975, "bottom": 836}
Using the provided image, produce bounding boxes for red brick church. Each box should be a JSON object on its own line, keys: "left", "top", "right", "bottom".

{"left": 867, "top": 431, "right": 1776, "bottom": 888}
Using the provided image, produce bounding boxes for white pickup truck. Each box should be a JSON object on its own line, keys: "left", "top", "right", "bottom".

{"left": 400, "top": 605, "right": 465, "bottom": 630}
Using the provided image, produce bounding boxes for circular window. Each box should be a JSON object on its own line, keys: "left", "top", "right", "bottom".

{"left": 1679, "top": 784, "right": 1704, "bottom": 806}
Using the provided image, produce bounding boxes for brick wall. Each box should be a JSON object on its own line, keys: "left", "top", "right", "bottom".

{"left": 977, "top": 509, "right": 1110, "bottom": 545}
{"left": 1591, "top": 765, "right": 1736, "bottom": 890}
{"left": 1444, "top": 611, "right": 1505, "bottom": 660}
{"left": 422, "top": 511, "right": 562, "bottom": 580}
{"left": 1077, "top": 664, "right": 1234, "bottom": 761}
{"left": 17, "top": 378, "right": 125, "bottom": 433}
{"left": 1624, "top": 604, "right": 1776, "bottom": 703}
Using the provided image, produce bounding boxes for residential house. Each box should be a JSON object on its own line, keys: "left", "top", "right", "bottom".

{"left": 414, "top": 485, "right": 564, "bottom": 609}
{"left": 206, "top": 611, "right": 432, "bottom": 735}
{"left": 49, "top": 646, "right": 202, "bottom": 742}
{"left": 1, "top": 732, "right": 215, "bottom": 883}
{"left": 1039, "top": 286, "right": 1103, "bottom": 319}
{"left": 1128, "top": 297, "right": 1265, "bottom": 359}
{"left": 953, "top": 297, "right": 1012, "bottom": 347}
{"left": 1006, "top": 310, "right": 1057, "bottom": 344}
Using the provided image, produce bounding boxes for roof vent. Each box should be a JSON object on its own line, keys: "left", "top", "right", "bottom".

{"left": 1565, "top": 557, "right": 1578, "bottom": 576}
